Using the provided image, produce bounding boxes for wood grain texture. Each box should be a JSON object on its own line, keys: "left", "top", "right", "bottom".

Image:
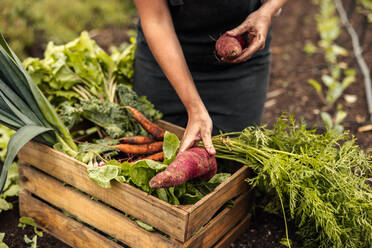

{"left": 19, "top": 163, "right": 180, "bottom": 248}
{"left": 18, "top": 143, "right": 189, "bottom": 242}
{"left": 185, "top": 166, "right": 250, "bottom": 239}
{"left": 183, "top": 191, "right": 253, "bottom": 248}
{"left": 155, "top": 120, "right": 185, "bottom": 139}
{"left": 214, "top": 214, "right": 252, "bottom": 248}
{"left": 19, "top": 191, "right": 123, "bottom": 248}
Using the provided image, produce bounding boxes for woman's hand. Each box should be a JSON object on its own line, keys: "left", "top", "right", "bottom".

{"left": 179, "top": 107, "right": 216, "bottom": 155}
{"left": 222, "top": 9, "right": 272, "bottom": 63}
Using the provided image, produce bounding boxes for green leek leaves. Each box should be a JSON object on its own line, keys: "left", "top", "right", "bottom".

{"left": 0, "top": 32, "right": 77, "bottom": 192}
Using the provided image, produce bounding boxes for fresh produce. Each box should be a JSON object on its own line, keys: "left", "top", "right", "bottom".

{"left": 0, "top": 33, "right": 77, "bottom": 192}
{"left": 113, "top": 141, "right": 163, "bottom": 155}
{"left": 125, "top": 106, "right": 165, "bottom": 140}
{"left": 87, "top": 131, "right": 230, "bottom": 205}
{"left": 215, "top": 34, "right": 245, "bottom": 60}
{"left": 212, "top": 115, "right": 372, "bottom": 248}
{"left": 24, "top": 33, "right": 162, "bottom": 139}
{"left": 137, "top": 152, "right": 164, "bottom": 162}
{"left": 119, "top": 136, "right": 154, "bottom": 144}
{"left": 149, "top": 147, "right": 217, "bottom": 189}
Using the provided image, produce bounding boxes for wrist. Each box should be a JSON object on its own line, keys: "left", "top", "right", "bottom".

{"left": 260, "top": 0, "right": 283, "bottom": 18}
{"left": 185, "top": 101, "right": 208, "bottom": 117}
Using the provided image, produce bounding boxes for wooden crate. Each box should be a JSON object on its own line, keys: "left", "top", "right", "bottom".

{"left": 18, "top": 120, "right": 253, "bottom": 248}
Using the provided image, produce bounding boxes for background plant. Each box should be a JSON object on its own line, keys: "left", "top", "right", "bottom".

{"left": 0, "top": 0, "right": 136, "bottom": 58}
{"left": 307, "top": 0, "right": 358, "bottom": 133}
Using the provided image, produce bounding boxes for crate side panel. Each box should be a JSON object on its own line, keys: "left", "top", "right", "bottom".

{"left": 184, "top": 190, "right": 253, "bottom": 248}
{"left": 18, "top": 143, "right": 188, "bottom": 241}
{"left": 185, "top": 166, "right": 250, "bottom": 239}
{"left": 214, "top": 214, "right": 252, "bottom": 248}
{"left": 19, "top": 163, "right": 182, "bottom": 248}
{"left": 19, "top": 191, "right": 123, "bottom": 248}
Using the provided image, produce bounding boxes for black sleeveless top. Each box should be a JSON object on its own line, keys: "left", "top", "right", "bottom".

{"left": 134, "top": 0, "right": 272, "bottom": 133}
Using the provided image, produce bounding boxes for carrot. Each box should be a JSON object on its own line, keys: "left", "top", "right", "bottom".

{"left": 132, "top": 152, "right": 164, "bottom": 164}
{"left": 112, "top": 141, "right": 163, "bottom": 155}
{"left": 125, "top": 106, "right": 165, "bottom": 140}
{"left": 215, "top": 34, "right": 245, "bottom": 60}
{"left": 119, "top": 135, "right": 154, "bottom": 144}
{"left": 149, "top": 147, "right": 217, "bottom": 189}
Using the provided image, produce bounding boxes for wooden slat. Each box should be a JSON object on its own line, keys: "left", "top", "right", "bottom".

{"left": 19, "top": 163, "right": 180, "bottom": 248}
{"left": 185, "top": 166, "right": 250, "bottom": 239}
{"left": 18, "top": 143, "right": 189, "bottom": 242}
{"left": 214, "top": 214, "right": 252, "bottom": 248}
{"left": 155, "top": 120, "right": 185, "bottom": 139}
{"left": 19, "top": 191, "right": 122, "bottom": 248}
{"left": 183, "top": 190, "right": 252, "bottom": 248}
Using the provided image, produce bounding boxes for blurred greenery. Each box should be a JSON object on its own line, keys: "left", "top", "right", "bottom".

{"left": 0, "top": 0, "right": 136, "bottom": 58}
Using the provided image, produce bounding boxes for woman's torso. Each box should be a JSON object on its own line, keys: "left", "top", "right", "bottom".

{"left": 136, "top": 0, "right": 271, "bottom": 73}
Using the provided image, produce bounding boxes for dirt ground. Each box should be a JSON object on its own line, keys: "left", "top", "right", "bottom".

{"left": 0, "top": 0, "right": 370, "bottom": 247}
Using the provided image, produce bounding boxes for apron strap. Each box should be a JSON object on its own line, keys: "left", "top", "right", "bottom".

{"left": 169, "top": 0, "right": 184, "bottom": 6}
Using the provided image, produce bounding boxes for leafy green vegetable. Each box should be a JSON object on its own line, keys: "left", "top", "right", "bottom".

{"left": 162, "top": 131, "right": 180, "bottom": 165}
{"left": 86, "top": 131, "right": 231, "bottom": 204}
{"left": 117, "top": 84, "right": 162, "bottom": 121}
{"left": 0, "top": 233, "right": 9, "bottom": 248}
{"left": 80, "top": 98, "right": 147, "bottom": 139}
{"left": 213, "top": 114, "right": 372, "bottom": 248}
{"left": 87, "top": 163, "right": 120, "bottom": 189}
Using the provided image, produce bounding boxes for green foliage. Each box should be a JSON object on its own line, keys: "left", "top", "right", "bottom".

{"left": 0, "top": 126, "right": 15, "bottom": 162}
{"left": 0, "top": 0, "right": 135, "bottom": 58}
{"left": 321, "top": 105, "right": 347, "bottom": 133}
{"left": 24, "top": 235, "right": 37, "bottom": 248}
{"left": 0, "top": 233, "right": 9, "bottom": 248}
{"left": 24, "top": 32, "right": 161, "bottom": 141}
{"left": 0, "top": 163, "right": 21, "bottom": 213}
{"left": 213, "top": 115, "right": 372, "bottom": 248}
{"left": 87, "top": 131, "right": 231, "bottom": 205}
{"left": 303, "top": 42, "right": 318, "bottom": 55}
{"left": 309, "top": 0, "right": 357, "bottom": 131}
{"left": 18, "top": 217, "right": 43, "bottom": 237}
{"left": 357, "top": 0, "right": 372, "bottom": 22}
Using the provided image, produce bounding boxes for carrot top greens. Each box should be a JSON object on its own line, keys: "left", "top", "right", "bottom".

{"left": 213, "top": 114, "right": 372, "bottom": 248}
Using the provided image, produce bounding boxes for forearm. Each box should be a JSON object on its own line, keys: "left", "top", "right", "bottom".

{"left": 134, "top": 0, "right": 206, "bottom": 116}
{"left": 260, "top": 0, "right": 288, "bottom": 17}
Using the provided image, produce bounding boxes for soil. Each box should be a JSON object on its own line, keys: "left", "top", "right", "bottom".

{"left": 0, "top": 0, "right": 370, "bottom": 247}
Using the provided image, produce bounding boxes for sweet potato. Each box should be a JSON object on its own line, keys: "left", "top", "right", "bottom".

{"left": 149, "top": 147, "right": 217, "bottom": 189}
{"left": 215, "top": 34, "right": 245, "bottom": 60}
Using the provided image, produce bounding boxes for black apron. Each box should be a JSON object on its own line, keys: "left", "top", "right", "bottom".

{"left": 133, "top": 0, "right": 272, "bottom": 134}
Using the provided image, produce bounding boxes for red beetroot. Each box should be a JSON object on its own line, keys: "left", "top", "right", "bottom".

{"left": 149, "top": 147, "right": 217, "bottom": 189}
{"left": 215, "top": 34, "right": 245, "bottom": 60}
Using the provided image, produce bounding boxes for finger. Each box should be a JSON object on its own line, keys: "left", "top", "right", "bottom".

{"left": 230, "top": 36, "right": 265, "bottom": 63}
{"left": 179, "top": 131, "right": 198, "bottom": 153}
{"left": 226, "top": 21, "right": 250, "bottom": 37}
{"left": 201, "top": 129, "right": 216, "bottom": 155}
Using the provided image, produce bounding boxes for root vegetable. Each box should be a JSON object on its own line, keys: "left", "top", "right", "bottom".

{"left": 215, "top": 34, "right": 245, "bottom": 60}
{"left": 132, "top": 152, "right": 164, "bottom": 163}
{"left": 149, "top": 147, "right": 217, "bottom": 189}
{"left": 119, "top": 136, "right": 154, "bottom": 144}
{"left": 112, "top": 141, "right": 163, "bottom": 155}
{"left": 125, "top": 106, "right": 165, "bottom": 140}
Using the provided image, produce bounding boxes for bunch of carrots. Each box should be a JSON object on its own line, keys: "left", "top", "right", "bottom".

{"left": 112, "top": 106, "right": 165, "bottom": 162}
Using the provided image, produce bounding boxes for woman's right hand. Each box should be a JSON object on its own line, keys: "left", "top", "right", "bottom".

{"left": 179, "top": 107, "right": 216, "bottom": 155}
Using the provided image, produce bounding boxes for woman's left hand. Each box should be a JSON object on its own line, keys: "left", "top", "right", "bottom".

{"left": 223, "top": 9, "right": 272, "bottom": 63}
